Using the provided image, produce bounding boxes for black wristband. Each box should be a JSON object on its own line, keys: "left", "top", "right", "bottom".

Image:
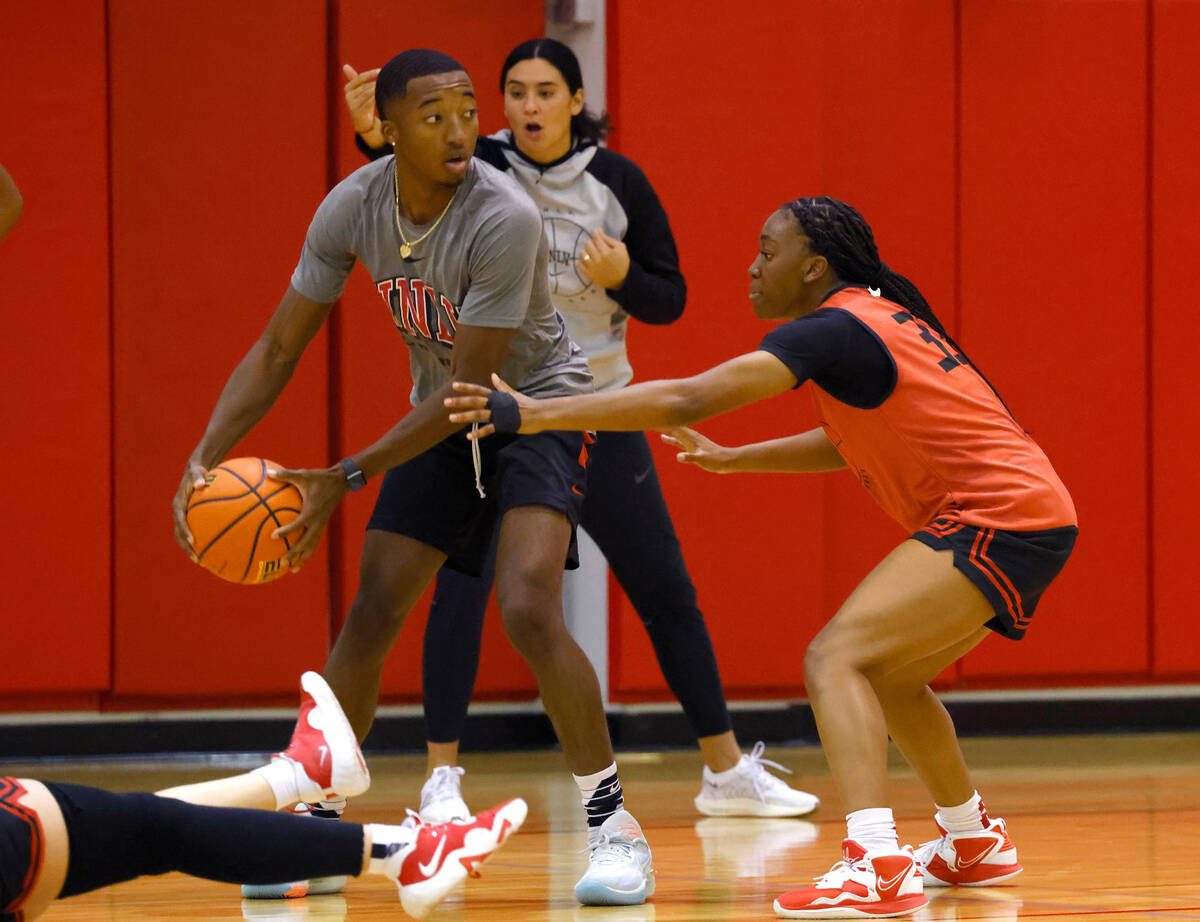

{"left": 487, "top": 391, "right": 523, "bottom": 433}
{"left": 339, "top": 457, "right": 368, "bottom": 491}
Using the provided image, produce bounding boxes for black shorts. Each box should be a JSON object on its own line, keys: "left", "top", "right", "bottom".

{"left": 367, "top": 428, "right": 590, "bottom": 576}
{"left": 0, "top": 778, "right": 43, "bottom": 921}
{"left": 912, "top": 518, "right": 1078, "bottom": 640}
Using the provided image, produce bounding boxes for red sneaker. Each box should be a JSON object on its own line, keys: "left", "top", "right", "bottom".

{"left": 914, "top": 816, "right": 1022, "bottom": 886}
{"left": 276, "top": 671, "right": 370, "bottom": 804}
{"left": 388, "top": 798, "right": 528, "bottom": 919}
{"left": 774, "top": 839, "right": 927, "bottom": 918}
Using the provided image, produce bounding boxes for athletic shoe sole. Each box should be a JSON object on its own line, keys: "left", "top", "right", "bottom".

{"left": 773, "top": 893, "right": 928, "bottom": 918}
{"left": 575, "top": 871, "right": 656, "bottom": 907}
{"left": 694, "top": 794, "right": 820, "bottom": 818}
{"left": 241, "top": 874, "right": 347, "bottom": 899}
{"left": 924, "top": 864, "right": 1022, "bottom": 887}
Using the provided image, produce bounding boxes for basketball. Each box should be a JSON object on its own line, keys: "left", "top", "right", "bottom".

{"left": 186, "top": 457, "right": 304, "bottom": 585}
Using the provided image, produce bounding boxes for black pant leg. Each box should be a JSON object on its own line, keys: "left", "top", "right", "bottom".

{"left": 45, "top": 783, "right": 365, "bottom": 897}
{"left": 581, "top": 431, "right": 732, "bottom": 738}
{"left": 421, "top": 543, "right": 497, "bottom": 744}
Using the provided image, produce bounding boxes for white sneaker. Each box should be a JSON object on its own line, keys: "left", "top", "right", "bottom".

{"left": 694, "top": 742, "right": 820, "bottom": 818}
{"left": 574, "top": 810, "right": 655, "bottom": 906}
{"left": 419, "top": 765, "right": 472, "bottom": 824}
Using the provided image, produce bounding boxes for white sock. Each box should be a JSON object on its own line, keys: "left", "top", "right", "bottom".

{"left": 935, "top": 791, "right": 989, "bottom": 835}
{"left": 366, "top": 823, "right": 418, "bottom": 875}
{"left": 846, "top": 807, "right": 899, "bottom": 853}
{"left": 706, "top": 758, "right": 744, "bottom": 783}
{"left": 251, "top": 759, "right": 303, "bottom": 810}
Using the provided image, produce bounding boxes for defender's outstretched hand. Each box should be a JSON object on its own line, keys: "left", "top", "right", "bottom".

{"left": 661, "top": 428, "right": 737, "bottom": 474}
{"left": 446, "top": 374, "right": 531, "bottom": 439}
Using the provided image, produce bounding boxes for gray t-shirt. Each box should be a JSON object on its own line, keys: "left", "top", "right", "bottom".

{"left": 291, "top": 156, "right": 592, "bottom": 406}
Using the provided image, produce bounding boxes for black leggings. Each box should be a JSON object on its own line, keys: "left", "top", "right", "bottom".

{"left": 44, "top": 783, "right": 364, "bottom": 898}
{"left": 422, "top": 430, "right": 732, "bottom": 743}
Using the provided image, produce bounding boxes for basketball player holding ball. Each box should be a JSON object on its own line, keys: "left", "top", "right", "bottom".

{"left": 172, "top": 50, "right": 654, "bottom": 905}
{"left": 345, "top": 38, "right": 818, "bottom": 825}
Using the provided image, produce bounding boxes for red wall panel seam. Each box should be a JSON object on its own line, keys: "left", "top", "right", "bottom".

{"left": 952, "top": 0, "right": 964, "bottom": 686}
{"left": 605, "top": 0, "right": 620, "bottom": 155}
{"left": 325, "top": 0, "right": 345, "bottom": 644}
{"left": 105, "top": 0, "right": 117, "bottom": 703}
{"left": 1145, "top": 0, "right": 1156, "bottom": 675}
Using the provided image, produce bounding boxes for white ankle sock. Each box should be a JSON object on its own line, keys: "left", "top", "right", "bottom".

{"left": 845, "top": 807, "right": 899, "bottom": 853}
{"left": 366, "top": 823, "right": 418, "bottom": 875}
{"left": 935, "top": 791, "right": 989, "bottom": 835}
{"left": 251, "top": 759, "right": 303, "bottom": 810}
{"left": 706, "top": 759, "right": 743, "bottom": 783}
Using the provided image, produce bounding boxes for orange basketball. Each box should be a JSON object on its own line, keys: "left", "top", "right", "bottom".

{"left": 186, "top": 457, "right": 305, "bottom": 585}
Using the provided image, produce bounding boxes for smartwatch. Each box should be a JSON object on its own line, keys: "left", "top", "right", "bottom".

{"left": 339, "top": 457, "right": 368, "bottom": 491}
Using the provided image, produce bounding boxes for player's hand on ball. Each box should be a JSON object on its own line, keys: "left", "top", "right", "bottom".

{"left": 173, "top": 460, "right": 211, "bottom": 560}
{"left": 342, "top": 64, "right": 383, "bottom": 147}
{"left": 267, "top": 465, "right": 347, "bottom": 572}
{"left": 579, "top": 228, "right": 630, "bottom": 290}
{"left": 446, "top": 374, "right": 530, "bottom": 438}
{"left": 661, "top": 428, "right": 735, "bottom": 473}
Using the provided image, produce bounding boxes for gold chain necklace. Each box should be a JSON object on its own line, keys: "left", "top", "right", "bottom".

{"left": 394, "top": 160, "right": 457, "bottom": 259}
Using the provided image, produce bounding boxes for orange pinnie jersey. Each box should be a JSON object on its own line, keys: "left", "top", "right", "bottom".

{"left": 810, "top": 289, "right": 1076, "bottom": 533}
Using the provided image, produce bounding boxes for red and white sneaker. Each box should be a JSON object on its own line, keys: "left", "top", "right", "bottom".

{"left": 276, "top": 671, "right": 370, "bottom": 804}
{"left": 914, "top": 816, "right": 1022, "bottom": 887}
{"left": 773, "top": 839, "right": 927, "bottom": 918}
{"left": 389, "top": 797, "right": 528, "bottom": 919}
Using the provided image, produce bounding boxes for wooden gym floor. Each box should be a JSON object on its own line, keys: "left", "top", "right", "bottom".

{"left": 7, "top": 731, "right": 1199, "bottom": 921}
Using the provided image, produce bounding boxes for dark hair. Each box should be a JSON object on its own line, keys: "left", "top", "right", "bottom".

{"left": 376, "top": 49, "right": 467, "bottom": 119}
{"left": 782, "top": 196, "right": 1014, "bottom": 416}
{"left": 500, "top": 38, "right": 611, "bottom": 145}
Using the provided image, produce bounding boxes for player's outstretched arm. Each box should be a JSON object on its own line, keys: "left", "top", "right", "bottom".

{"left": 0, "top": 162, "right": 24, "bottom": 244}
{"left": 171, "top": 286, "right": 333, "bottom": 558}
{"left": 663, "top": 426, "right": 847, "bottom": 474}
{"left": 446, "top": 351, "right": 798, "bottom": 437}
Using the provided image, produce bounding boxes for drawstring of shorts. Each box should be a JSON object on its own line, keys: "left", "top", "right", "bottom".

{"left": 471, "top": 423, "right": 486, "bottom": 498}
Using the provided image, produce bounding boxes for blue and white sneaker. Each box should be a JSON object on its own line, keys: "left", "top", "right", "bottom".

{"left": 574, "top": 810, "right": 655, "bottom": 906}
{"left": 241, "top": 800, "right": 348, "bottom": 899}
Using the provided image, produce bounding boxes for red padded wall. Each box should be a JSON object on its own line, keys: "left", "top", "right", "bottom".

{"left": 1151, "top": 0, "right": 1200, "bottom": 676}
{"left": 607, "top": 0, "right": 959, "bottom": 700}
{"left": 334, "top": 0, "right": 547, "bottom": 701}
{"left": 109, "top": 1, "right": 332, "bottom": 697}
{"left": 0, "top": 2, "right": 112, "bottom": 695}
{"left": 957, "top": 0, "right": 1148, "bottom": 680}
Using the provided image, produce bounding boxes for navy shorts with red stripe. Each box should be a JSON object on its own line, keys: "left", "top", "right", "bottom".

{"left": 912, "top": 518, "right": 1078, "bottom": 640}
{"left": 1, "top": 777, "right": 44, "bottom": 922}
{"left": 367, "top": 428, "right": 591, "bottom": 577}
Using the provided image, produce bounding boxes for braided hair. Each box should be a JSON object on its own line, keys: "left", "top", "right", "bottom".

{"left": 782, "top": 196, "right": 1013, "bottom": 416}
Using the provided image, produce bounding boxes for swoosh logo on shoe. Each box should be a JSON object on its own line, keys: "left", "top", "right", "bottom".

{"left": 876, "top": 866, "right": 908, "bottom": 895}
{"left": 418, "top": 836, "right": 448, "bottom": 877}
{"left": 951, "top": 841, "right": 996, "bottom": 870}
